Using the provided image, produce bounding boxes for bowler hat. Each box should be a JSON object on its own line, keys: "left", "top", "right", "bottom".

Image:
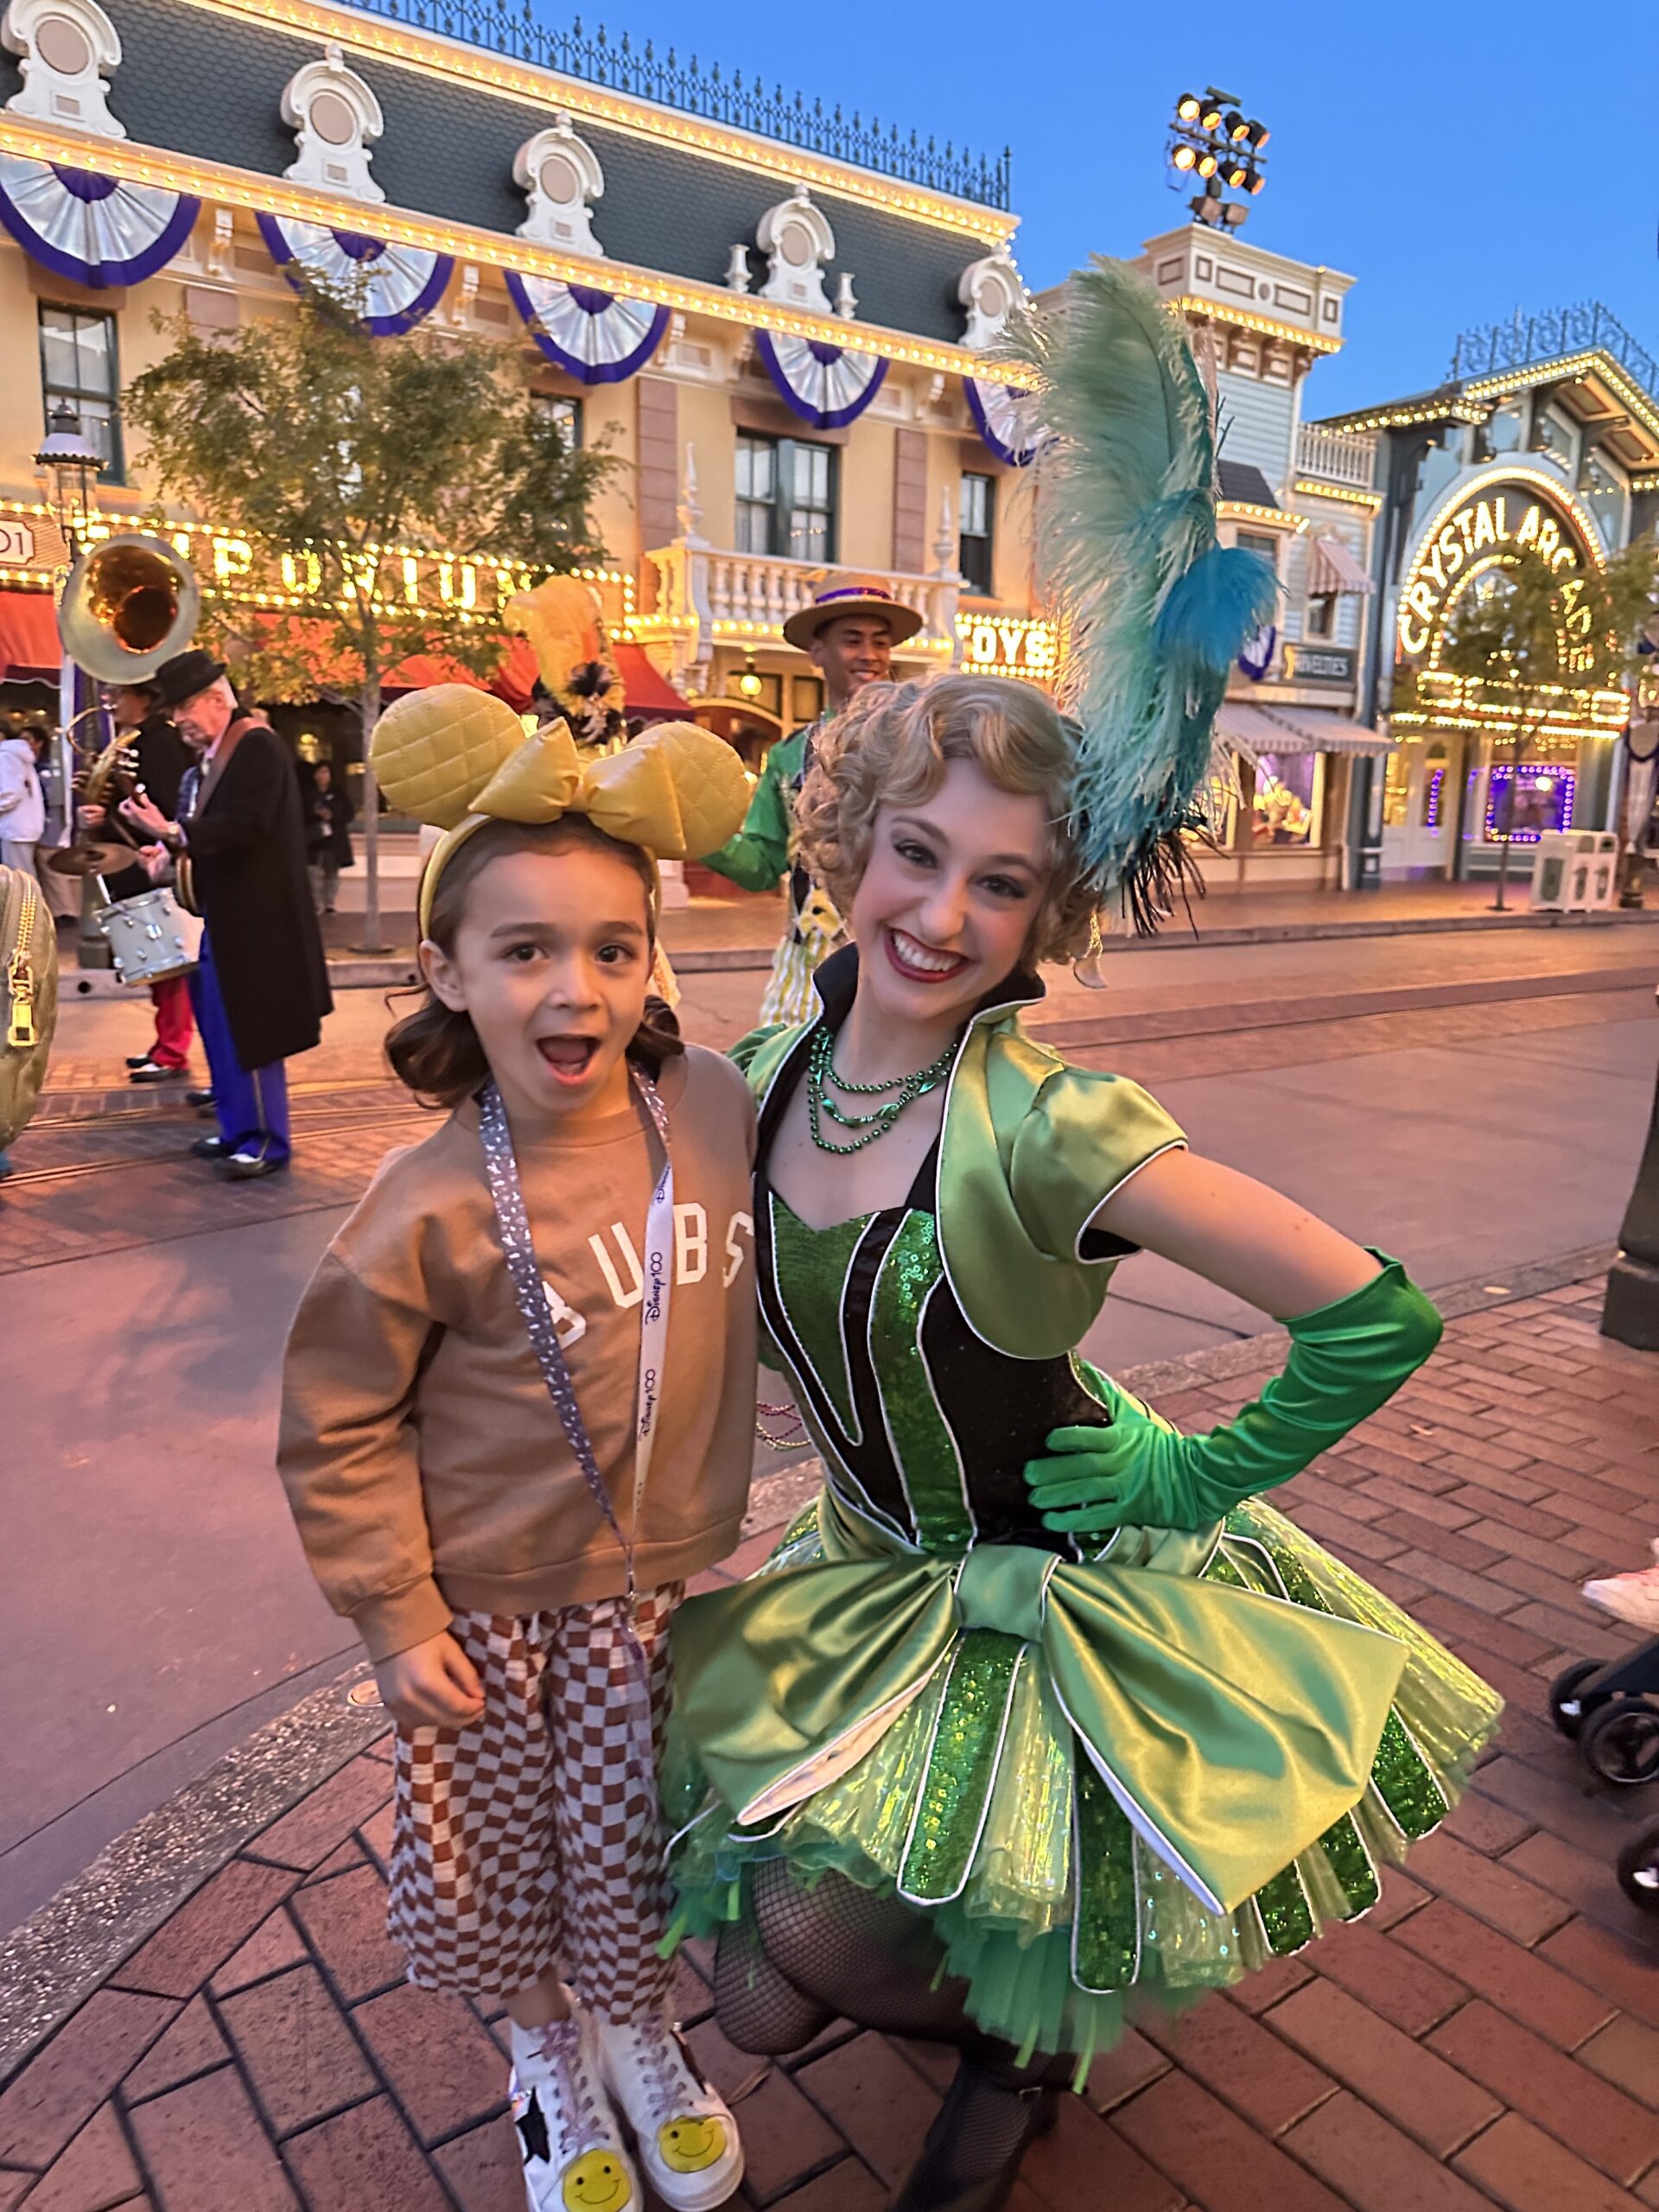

{"left": 153, "top": 649, "right": 228, "bottom": 709}
{"left": 782, "top": 575, "right": 925, "bottom": 653}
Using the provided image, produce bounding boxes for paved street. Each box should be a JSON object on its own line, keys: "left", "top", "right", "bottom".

{"left": 2, "top": 1271, "right": 1656, "bottom": 2212}
{"left": 1, "top": 918, "right": 1655, "bottom": 1934}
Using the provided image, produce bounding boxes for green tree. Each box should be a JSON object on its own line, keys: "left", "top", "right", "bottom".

{"left": 125, "top": 276, "right": 616, "bottom": 945}
{"left": 1438, "top": 535, "right": 1657, "bottom": 911}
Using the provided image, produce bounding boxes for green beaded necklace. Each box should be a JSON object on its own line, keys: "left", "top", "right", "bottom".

{"left": 806, "top": 1022, "right": 959, "bottom": 1155}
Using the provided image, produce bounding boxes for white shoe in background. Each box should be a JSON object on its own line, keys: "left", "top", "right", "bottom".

{"left": 1583, "top": 1540, "right": 1659, "bottom": 1634}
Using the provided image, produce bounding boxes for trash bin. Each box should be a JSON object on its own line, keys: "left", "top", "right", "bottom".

{"left": 1530, "top": 830, "right": 1571, "bottom": 911}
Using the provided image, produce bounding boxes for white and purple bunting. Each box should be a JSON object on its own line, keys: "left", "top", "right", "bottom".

{"left": 964, "top": 375, "right": 1040, "bottom": 467}
{"left": 0, "top": 155, "right": 199, "bottom": 288}
{"left": 754, "top": 331, "right": 887, "bottom": 430}
{"left": 256, "top": 213, "right": 452, "bottom": 335}
{"left": 505, "top": 272, "right": 669, "bottom": 384}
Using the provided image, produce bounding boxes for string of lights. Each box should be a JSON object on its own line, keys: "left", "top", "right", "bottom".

{"left": 1166, "top": 87, "right": 1268, "bottom": 230}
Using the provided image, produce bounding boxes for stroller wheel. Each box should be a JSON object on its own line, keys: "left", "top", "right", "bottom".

{"left": 1579, "top": 1697, "right": 1659, "bottom": 1787}
{"left": 1615, "top": 1822, "right": 1659, "bottom": 1910}
{"left": 1548, "top": 1658, "right": 1604, "bottom": 1738}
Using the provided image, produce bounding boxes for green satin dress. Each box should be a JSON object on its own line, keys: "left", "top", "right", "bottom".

{"left": 664, "top": 952, "right": 1503, "bottom": 2064}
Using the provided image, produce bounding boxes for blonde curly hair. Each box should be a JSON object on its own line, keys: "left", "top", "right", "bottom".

{"left": 794, "top": 674, "right": 1098, "bottom": 967}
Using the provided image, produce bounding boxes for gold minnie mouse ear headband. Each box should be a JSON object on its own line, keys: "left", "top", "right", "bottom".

{"left": 368, "top": 685, "right": 751, "bottom": 937}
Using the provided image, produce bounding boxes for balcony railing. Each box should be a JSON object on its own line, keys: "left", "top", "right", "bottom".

{"left": 639, "top": 543, "right": 960, "bottom": 685}
{"left": 344, "top": 0, "right": 1012, "bottom": 207}
{"left": 1449, "top": 302, "right": 1659, "bottom": 403}
{"left": 1295, "top": 423, "right": 1377, "bottom": 491}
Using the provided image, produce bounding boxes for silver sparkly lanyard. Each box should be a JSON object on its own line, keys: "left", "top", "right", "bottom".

{"left": 478, "top": 1068, "right": 673, "bottom": 1606}
{"left": 479, "top": 1070, "right": 673, "bottom": 1834}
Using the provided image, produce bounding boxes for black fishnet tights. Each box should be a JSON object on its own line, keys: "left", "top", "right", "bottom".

{"left": 713, "top": 1862, "right": 1072, "bottom": 2089}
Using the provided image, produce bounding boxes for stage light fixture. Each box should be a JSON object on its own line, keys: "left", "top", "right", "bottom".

{"left": 1196, "top": 149, "right": 1219, "bottom": 177}
{"left": 1176, "top": 92, "right": 1202, "bottom": 120}
{"left": 1245, "top": 166, "right": 1266, "bottom": 194}
{"left": 1226, "top": 111, "right": 1249, "bottom": 140}
{"left": 1244, "top": 118, "right": 1269, "bottom": 148}
{"left": 1221, "top": 201, "right": 1249, "bottom": 227}
{"left": 1199, "top": 99, "right": 1224, "bottom": 130}
{"left": 1224, "top": 156, "right": 1250, "bottom": 188}
{"left": 1172, "top": 143, "right": 1198, "bottom": 170}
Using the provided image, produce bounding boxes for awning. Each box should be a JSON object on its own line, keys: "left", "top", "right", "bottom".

{"left": 613, "top": 642, "right": 691, "bottom": 719}
{"left": 0, "top": 588, "right": 60, "bottom": 681}
{"left": 1306, "top": 535, "right": 1374, "bottom": 595}
{"left": 1217, "top": 701, "right": 1395, "bottom": 758}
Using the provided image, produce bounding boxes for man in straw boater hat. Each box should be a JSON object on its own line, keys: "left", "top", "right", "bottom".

{"left": 696, "top": 575, "right": 922, "bottom": 1025}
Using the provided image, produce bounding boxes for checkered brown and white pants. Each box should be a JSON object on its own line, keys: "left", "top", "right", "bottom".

{"left": 387, "top": 1587, "right": 680, "bottom": 2018}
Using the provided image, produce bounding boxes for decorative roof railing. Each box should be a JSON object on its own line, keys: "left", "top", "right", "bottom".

{"left": 346, "top": 0, "right": 1014, "bottom": 207}
{"left": 1450, "top": 302, "right": 1659, "bottom": 404}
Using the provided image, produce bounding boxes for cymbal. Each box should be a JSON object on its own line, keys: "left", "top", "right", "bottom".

{"left": 47, "top": 839, "right": 141, "bottom": 877}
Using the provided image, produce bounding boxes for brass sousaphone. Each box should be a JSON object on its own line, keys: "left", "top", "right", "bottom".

{"left": 54, "top": 535, "right": 207, "bottom": 954}
{"left": 57, "top": 531, "right": 200, "bottom": 819}
{"left": 59, "top": 531, "right": 200, "bottom": 689}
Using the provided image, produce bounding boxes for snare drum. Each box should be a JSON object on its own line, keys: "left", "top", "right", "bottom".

{"left": 95, "top": 887, "right": 202, "bottom": 988}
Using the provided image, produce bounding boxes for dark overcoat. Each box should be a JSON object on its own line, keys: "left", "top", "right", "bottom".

{"left": 184, "top": 721, "right": 333, "bottom": 1069}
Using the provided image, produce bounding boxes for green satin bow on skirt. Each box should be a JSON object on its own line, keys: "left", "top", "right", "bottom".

{"left": 664, "top": 1489, "right": 1503, "bottom": 2061}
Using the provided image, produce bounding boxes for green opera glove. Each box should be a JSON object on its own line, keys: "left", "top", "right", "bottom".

{"left": 1026, "top": 1254, "right": 1442, "bottom": 1535}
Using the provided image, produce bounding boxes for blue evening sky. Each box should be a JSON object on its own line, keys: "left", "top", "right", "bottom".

{"left": 582, "top": 0, "right": 1656, "bottom": 416}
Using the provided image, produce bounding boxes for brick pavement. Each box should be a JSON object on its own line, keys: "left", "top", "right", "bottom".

{"left": 2, "top": 1275, "right": 1657, "bottom": 2210}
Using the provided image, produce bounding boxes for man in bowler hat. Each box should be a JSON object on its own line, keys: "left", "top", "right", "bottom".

{"left": 121, "top": 651, "right": 332, "bottom": 1178}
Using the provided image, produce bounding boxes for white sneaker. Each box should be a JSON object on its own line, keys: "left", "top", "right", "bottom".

{"left": 509, "top": 2013, "right": 641, "bottom": 2212}
{"left": 1583, "top": 1540, "right": 1659, "bottom": 1635}
{"left": 593, "top": 2004, "right": 744, "bottom": 2210}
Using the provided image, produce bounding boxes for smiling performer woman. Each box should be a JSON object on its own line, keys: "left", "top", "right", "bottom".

{"left": 278, "top": 693, "right": 757, "bottom": 2212}
{"left": 662, "top": 267, "right": 1503, "bottom": 2212}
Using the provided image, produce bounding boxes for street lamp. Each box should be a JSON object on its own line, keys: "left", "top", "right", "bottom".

{"left": 33, "top": 399, "right": 105, "bottom": 554}
{"left": 33, "top": 400, "right": 110, "bottom": 969}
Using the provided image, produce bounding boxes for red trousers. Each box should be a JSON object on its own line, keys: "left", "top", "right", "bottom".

{"left": 150, "top": 975, "right": 194, "bottom": 1071}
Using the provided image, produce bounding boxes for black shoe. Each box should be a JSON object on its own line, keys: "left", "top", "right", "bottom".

{"left": 191, "top": 1135, "right": 231, "bottom": 1159}
{"left": 186, "top": 1088, "right": 214, "bottom": 1109}
{"left": 886, "top": 2067, "right": 1058, "bottom": 2212}
{"left": 129, "top": 1062, "right": 183, "bottom": 1084}
{"left": 125, "top": 1053, "right": 152, "bottom": 1070}
{"left": 220, "top": 1151, "right": 289, "bottom": 1180}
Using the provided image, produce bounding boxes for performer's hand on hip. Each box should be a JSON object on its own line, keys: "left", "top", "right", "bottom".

{"left": 373, "top": 1630, "right": 486, "bottom": 1730}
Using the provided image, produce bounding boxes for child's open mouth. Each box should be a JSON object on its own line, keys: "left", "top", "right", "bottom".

{"left": 537, "top": 1036, "right": 599, "bottom": 1084}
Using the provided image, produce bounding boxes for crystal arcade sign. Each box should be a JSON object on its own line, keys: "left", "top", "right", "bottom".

{"left": 1396, "top": 470, "right": 1601, "bottom": 667}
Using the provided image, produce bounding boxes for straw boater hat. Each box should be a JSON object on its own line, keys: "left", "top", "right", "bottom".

{"left": 781, "top": 574, "right": 925, "bottom": 653}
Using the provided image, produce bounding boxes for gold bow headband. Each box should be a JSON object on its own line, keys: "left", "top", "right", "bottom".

{"left": 368, "top": 686, "right": 750, "bottom": 937}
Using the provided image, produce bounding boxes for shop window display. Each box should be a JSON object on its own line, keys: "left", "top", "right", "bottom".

{"left": 1251, "top": 751, "right": 1317, "bottom": 843}
{"left": 1483, "top": 763, "right": 1574, "bottom": 842}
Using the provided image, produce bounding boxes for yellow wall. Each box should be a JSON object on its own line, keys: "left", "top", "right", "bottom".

{"left": 0, "top": 211, "right": 1044, "bottom": 642}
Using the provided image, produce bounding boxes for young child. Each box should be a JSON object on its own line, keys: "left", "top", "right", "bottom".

{"left": 278, "top": 695, "right": 756, "bottom": 2212}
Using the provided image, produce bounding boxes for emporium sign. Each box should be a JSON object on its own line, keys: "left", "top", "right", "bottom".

{"left": 1396, "top": 473, "right": 1600, "bottom": 664}
{"left": 0, "top": 501, "right": 634, "bottom": 627}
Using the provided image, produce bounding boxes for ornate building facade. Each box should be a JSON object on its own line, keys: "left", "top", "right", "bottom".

{"left": 0, "top": 0, "right": 1048, "bottom": 769}
{"left": 1311, "top": 305, "right": 1659, "bottom": 880}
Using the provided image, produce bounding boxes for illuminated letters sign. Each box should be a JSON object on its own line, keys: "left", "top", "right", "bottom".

{"left": 1396, "top": 477, "right": 1599, "bottom": 664}
{"left": 956, "top": 613, "right": 1058, "bottom": 683}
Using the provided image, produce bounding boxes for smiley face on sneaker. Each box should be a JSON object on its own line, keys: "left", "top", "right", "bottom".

{"left": 562, "top": 2149, "right": 633, "bottom": 2211}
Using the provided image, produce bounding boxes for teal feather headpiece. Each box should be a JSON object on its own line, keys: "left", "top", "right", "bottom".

{"left": 1009, "top": 259, "right": 1279, "bottom": 927}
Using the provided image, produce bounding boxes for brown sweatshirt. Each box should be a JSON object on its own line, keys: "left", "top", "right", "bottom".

{"left": 277, "top": 1046, "right": 758, "bottom": 1659}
